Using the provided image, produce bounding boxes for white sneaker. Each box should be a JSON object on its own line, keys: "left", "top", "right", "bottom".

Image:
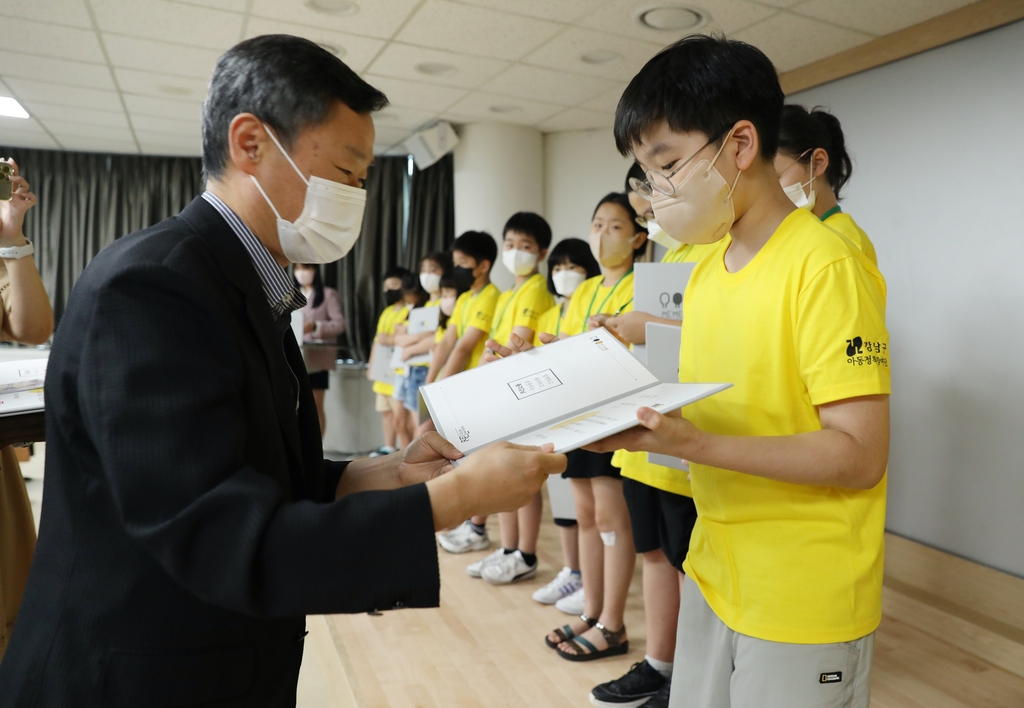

{"left": 437, "top": 521, "right": 489, "bottom": 554}
{"left": 532, "top": 566, "right": 583, "bottom": 604}
{"left": 466, "top": 548, "right": 506, "bottom": 578}
{"left": 556, "top": 587, "right": 586, "bottom": 615}
{"left": 481, "top": 550, "right": 538, "bottom": 585}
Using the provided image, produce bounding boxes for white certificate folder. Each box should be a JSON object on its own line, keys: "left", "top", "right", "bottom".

{"left": 420, "top": 327, "right": 730, "bottom": 455}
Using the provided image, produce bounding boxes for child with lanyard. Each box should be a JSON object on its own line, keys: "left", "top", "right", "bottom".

{"left": 468, "top": 213, "right": 556, "bottom": 586}
{"left": 528, "top": 238, "right": 601, "bottom": 611}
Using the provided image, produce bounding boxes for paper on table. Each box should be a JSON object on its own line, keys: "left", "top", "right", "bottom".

{"left": 420, "top": 327, "right": 729, "bottom": 455}
{"left": 0, "top": 358, "right": 47, "bottom": 395}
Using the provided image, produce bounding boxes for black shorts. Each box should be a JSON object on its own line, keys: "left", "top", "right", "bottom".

{"left": 308, "top": 371, "right": 329, "bottom": 390}
{"left": 563, "top": 449, "right": 620, "bottom": 480}
{"left": 622, "top": 477, "right": 697, "bottom": 570}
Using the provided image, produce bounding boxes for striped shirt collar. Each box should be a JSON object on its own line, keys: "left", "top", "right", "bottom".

{"left": 202, "top": 191, "right": 305, "bottom": 323}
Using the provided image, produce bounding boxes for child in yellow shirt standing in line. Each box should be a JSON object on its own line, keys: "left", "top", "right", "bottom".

{"left": 367, "top": 267, "right": 410, "bottom": 457}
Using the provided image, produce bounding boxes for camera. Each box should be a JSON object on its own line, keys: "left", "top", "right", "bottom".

{"left": 0, "top": 162, "right": 13, "bottom": 201}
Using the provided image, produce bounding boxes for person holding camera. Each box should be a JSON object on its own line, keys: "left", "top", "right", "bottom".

{"left": 0, "top": 157, "right": 54, "bottom": 663}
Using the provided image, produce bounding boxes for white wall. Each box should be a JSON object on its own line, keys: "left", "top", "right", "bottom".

{"left": 792, "top": 20, "right": 1024, "bottom": 578}
{"left": 543, "top": 129, "right": 631, "bottom": 250}
{"left": 453, "top": 122, "right": 544, "bottom": 291}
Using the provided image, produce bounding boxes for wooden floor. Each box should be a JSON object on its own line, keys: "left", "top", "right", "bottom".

{"left": 298, "top": 510, "right": 1024, "bottom": 708}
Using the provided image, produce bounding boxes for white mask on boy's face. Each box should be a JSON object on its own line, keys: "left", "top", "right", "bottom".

{"left": 419, "top": 272, "right": 442, "bottom": 294}
{"left": 783, "top": 159, "right": 817, "bottom": 211}
{"left": 644, "top": 220, "right": 678, "bottom": 250}
{"left": 249, "top": 124, "right": 367, "bottom": 264}
{"left": 502, "top": 248, "right": 538, "bottom": 277}
{"left": 650, "top": 129, "right": 740, "bottom": 245}
{"left": 552, "top": 270, "right": 587, "bottom": 297}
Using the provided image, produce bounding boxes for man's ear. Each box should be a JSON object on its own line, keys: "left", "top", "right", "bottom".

{"left": 811, "top": 147, "right": 830, "bottom": 181}
{"left": 227, "top": 113, "right": 266, "bottom": 176}
{"left": 730, "top": 120, "right": 760, "bottom": 171}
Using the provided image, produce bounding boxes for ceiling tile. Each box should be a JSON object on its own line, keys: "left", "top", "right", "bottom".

{"left": 165, "top": 0, "right": 248, "bottom": 12}
{"left": 123, "top": 94, "right": 204, "bottom": 121}
{"left": 0, "top": 51, "right": 115, "bottom": 91}
{"left": 0, "top": 132, "right": 60, "bottom": 150}
{"left": 362, "top": 74, "right": 467, "bottom": 113}
{"left": 538, "top": 107, "right": 615, "bottom": 133}
{"left": 442, "top": 92, "right": 562, "bottom": 127}
{"left": 366, "top": 43, "right": 509, "bottom": 90}
{"left": 114, "top": 68, "right": 209, "bottom": 103}
{"left": 451, "top": 0, "right": 607, "bottom": 23}
{"left": 0, "top": 116, "right": 50, "bottom": 136}
{"left": 135, "top": 131, "right": 202, "bottom": 156}
{"left": 0, "top": 0, "right": 92, "bottom": 29}
{"left": 242, "top": 18, "right": 386, "bottom": 74}
{"left": 480, "top": 65, "right": 619, "bottom": 107}
{"left": 2, "top": 78, "right": 123, "bottom": 112}
{"left": 249, "top": 0, "right": 422, "bottom": 41}
{"left": 130, "top": 115, "right": 201, "bottom": 138}
{"left": 24, "top": 102, "right": 128, "bottom": 128}
{"left": 521, "top": 27, "right": 667, "bottom": 83}
{"left": 791, "top": 0, "right": 975, "bottom": 37}
{"left": 55, "top": 136, "right": 139, "bottom": 154}
{"left": 103, "top": 35, "right": 223, "bottom": 80}
{"left": 747, "top": 0, "right": 804, "bottom": 6}
{"left": 583, "top": 0, "right": 776, "bottom": 41}
{"left": 580, "top": 84, "right": 627, "bottom": 112}
{"left": 91, "top": 0, "right": 243, "bottom": 50}
{"left": 373, "top": 126, "right": 416, "bottom": 150}
{"left": 44, "top": 120, "right": 136, "bottom": 143}
{"left": 396, "top": 0, "right": 562, "bottom": 61}
{"left": 0, "top": 16, "right": 105, "bottom": 63}
{"left": 733, "top": 12, "right": 872, "bottom": 72}
{"left": 374, "top": 106, "right": 441, "bottom": 132}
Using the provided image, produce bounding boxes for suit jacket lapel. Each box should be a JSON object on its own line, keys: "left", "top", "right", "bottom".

{"left": 178, "top": 197, "right": 307, "bottom": 498}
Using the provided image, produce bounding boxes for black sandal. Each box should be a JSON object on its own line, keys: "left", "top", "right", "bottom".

{"left": 556, "top": 622, "right": 629, "bottom": 662}
{"left": 545, "top": 614, "right": 597, "bottom": 649}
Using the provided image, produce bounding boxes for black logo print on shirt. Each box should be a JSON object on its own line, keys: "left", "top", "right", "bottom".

{"left": 820, "top": 672, "right": 843, "bottom": 684}
{"left": 846, "top": 337, "right": 863, "bottom": 357}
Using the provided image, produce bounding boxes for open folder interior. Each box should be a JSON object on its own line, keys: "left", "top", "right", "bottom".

{"left": 420, "top": 327, "right": 730, "bottom": 455}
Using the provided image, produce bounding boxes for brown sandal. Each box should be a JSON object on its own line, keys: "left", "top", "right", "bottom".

{"left": 556, "top": 622, "right": 629, "bottom": 662}
{"left": 545, "top": 614, "right": 597, "bottom": 649}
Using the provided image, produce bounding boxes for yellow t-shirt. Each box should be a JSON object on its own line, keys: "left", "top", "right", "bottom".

{"left": 561, "top": 271, "right": 635, "bottom": 337}
{"left": 490, "top": 273, "right": 555, "bottom": 348}
{"left": 450, "top": 283, "right": 500, "bottom": 371}
{"left": 616, "top": 243, "right": 716, "bottom": 496}
{"left": 679, "top": 208, "right": 889, "bottom": 645}
{"left": 824, "top": 208, "right": 878, "bottom": 266}
{"left": 371, "top": 303, "right": 409, "bottom": 396}
{"left": 534, "top": 304, "right": 565, "bottom": 346}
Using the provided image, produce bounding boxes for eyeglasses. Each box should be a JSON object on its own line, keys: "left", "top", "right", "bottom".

{"left": 629, "top": 126, "right": 730, "bottom": 201}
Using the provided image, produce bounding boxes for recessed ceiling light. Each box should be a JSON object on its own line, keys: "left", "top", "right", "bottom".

{"left": 0, "top": 97, "right": 29, "bottom": 119}
{"left": 306, "top": 0, "right": 358, "bottom": 16}
{"left": 416, "top": 62, "right": 457, "bottom": 77}
{"left": 489, "top": 105, "right": 521, "bottom": 114}
{"left": 156, "top": 84, "right": 191, "bottom": 97}
{"left": 580, "top": 50, "right": 622, "bottom": 65}
{"left": 318, "top": 43, "right": 347, "bottom": 57}
{"left": 635, "top": 6, "right": 705, "bottom": 31}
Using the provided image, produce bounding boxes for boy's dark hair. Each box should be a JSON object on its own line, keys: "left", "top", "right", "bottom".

{"left": 614, "top": 35, "right": 784, "bottom": 160}
{"left": 420, "top": 251, "right": 452, "bottom": 277}
{"left": 451, "top": 231, "right": 497, "bottom": 272}
{"left": 203, "top": 35, "right": 388, "bottom": 179}
{"left": 383, "top": 266, "right": 411, "bottom": 283}
{"left": 778, "top": 104, "right": 853, "bottom": 198}
{"left": 625, "top": 162, "right": 646, "bottom": 193}
{"left": 293, "top": 264, "right": 324, "bottom": 308}
{"left": 503, "top": 212, "right": 552, "bottom": 251}
{"left": 401, "top": 272, "right": 429, "bottom": 308}
{"left": 546, "top": 238, "right": 601, "bottom": 296}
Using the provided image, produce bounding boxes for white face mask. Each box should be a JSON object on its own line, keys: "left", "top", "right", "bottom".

{"left": 419, "top": 272, "right": 441, "bottom": 295}
{"left": 552, "top": 269, "right": 587, "bottom": 297}
{"left": 440, "top": 296, "right": 457, "bottom": 316}
{"left": 502, "top": 248, "right": 538, "bottom": 277}
{"left": 651, "top": 129, "right": 740, "bottom": 245}
{"left": 644, "top": 219, "right": 679, "bottom": 250}
{"left": 294, "top": 269, "right": 315, "bottom": 287}
{"left": 783, "top": 164, "right": 816, "bottom": 211}
{"left": 250, "top": 124, "right": 367, "bottom": 264}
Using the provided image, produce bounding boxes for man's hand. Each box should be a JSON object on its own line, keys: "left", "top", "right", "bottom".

{"left": 426, "top": 442, "right": 567, "bottom": 530}
{"left": 585, "top": 407, "right": 702, "bottom": 459}
{"left": 0, "top": 159, "right": 35, "bottom": 248}
{"left": 587, "top": 313, "right": 610, "bottom": 331}
{"left": 394, "top": 432, "right": 462, "bottom": 487}
{"left": 605, "top": 311, "right": 658, "bottom": 345}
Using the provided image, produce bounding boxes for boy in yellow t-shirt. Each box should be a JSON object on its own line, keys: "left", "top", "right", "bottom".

{"left": 592, "top": 36, "right": 890, "bottom": 708}
{"left": 471, "top": 213, "right": 555, "bottom": 586}
{"left": 367, "top": 267, "right": 410, "bottom": 456}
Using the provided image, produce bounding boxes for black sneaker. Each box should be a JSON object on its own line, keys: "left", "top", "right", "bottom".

{"left": 638, "top": 682, "right": 671, "bottom": 708}
{"left": 589, "top": 661, "right": 666, "bottom": 708}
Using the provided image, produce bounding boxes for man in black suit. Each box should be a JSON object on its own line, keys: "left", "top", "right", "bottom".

{"left": 0, "top": 35, "right": 565, "bottom": 707}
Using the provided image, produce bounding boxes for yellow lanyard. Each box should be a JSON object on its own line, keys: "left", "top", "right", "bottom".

{"left": 584, "top": 270, "right": 633, "bottom": 322}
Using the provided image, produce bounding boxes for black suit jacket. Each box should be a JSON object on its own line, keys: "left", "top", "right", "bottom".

{"left": 0, "top": 198, "right": 441, "bottom": 707}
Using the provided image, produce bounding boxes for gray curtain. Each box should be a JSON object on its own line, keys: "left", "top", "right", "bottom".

{"left": 403, "top": 153, "right": 455, "bottom": 269}
{"left": 0, "top": 146, "right": 203, "bottom": 323}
